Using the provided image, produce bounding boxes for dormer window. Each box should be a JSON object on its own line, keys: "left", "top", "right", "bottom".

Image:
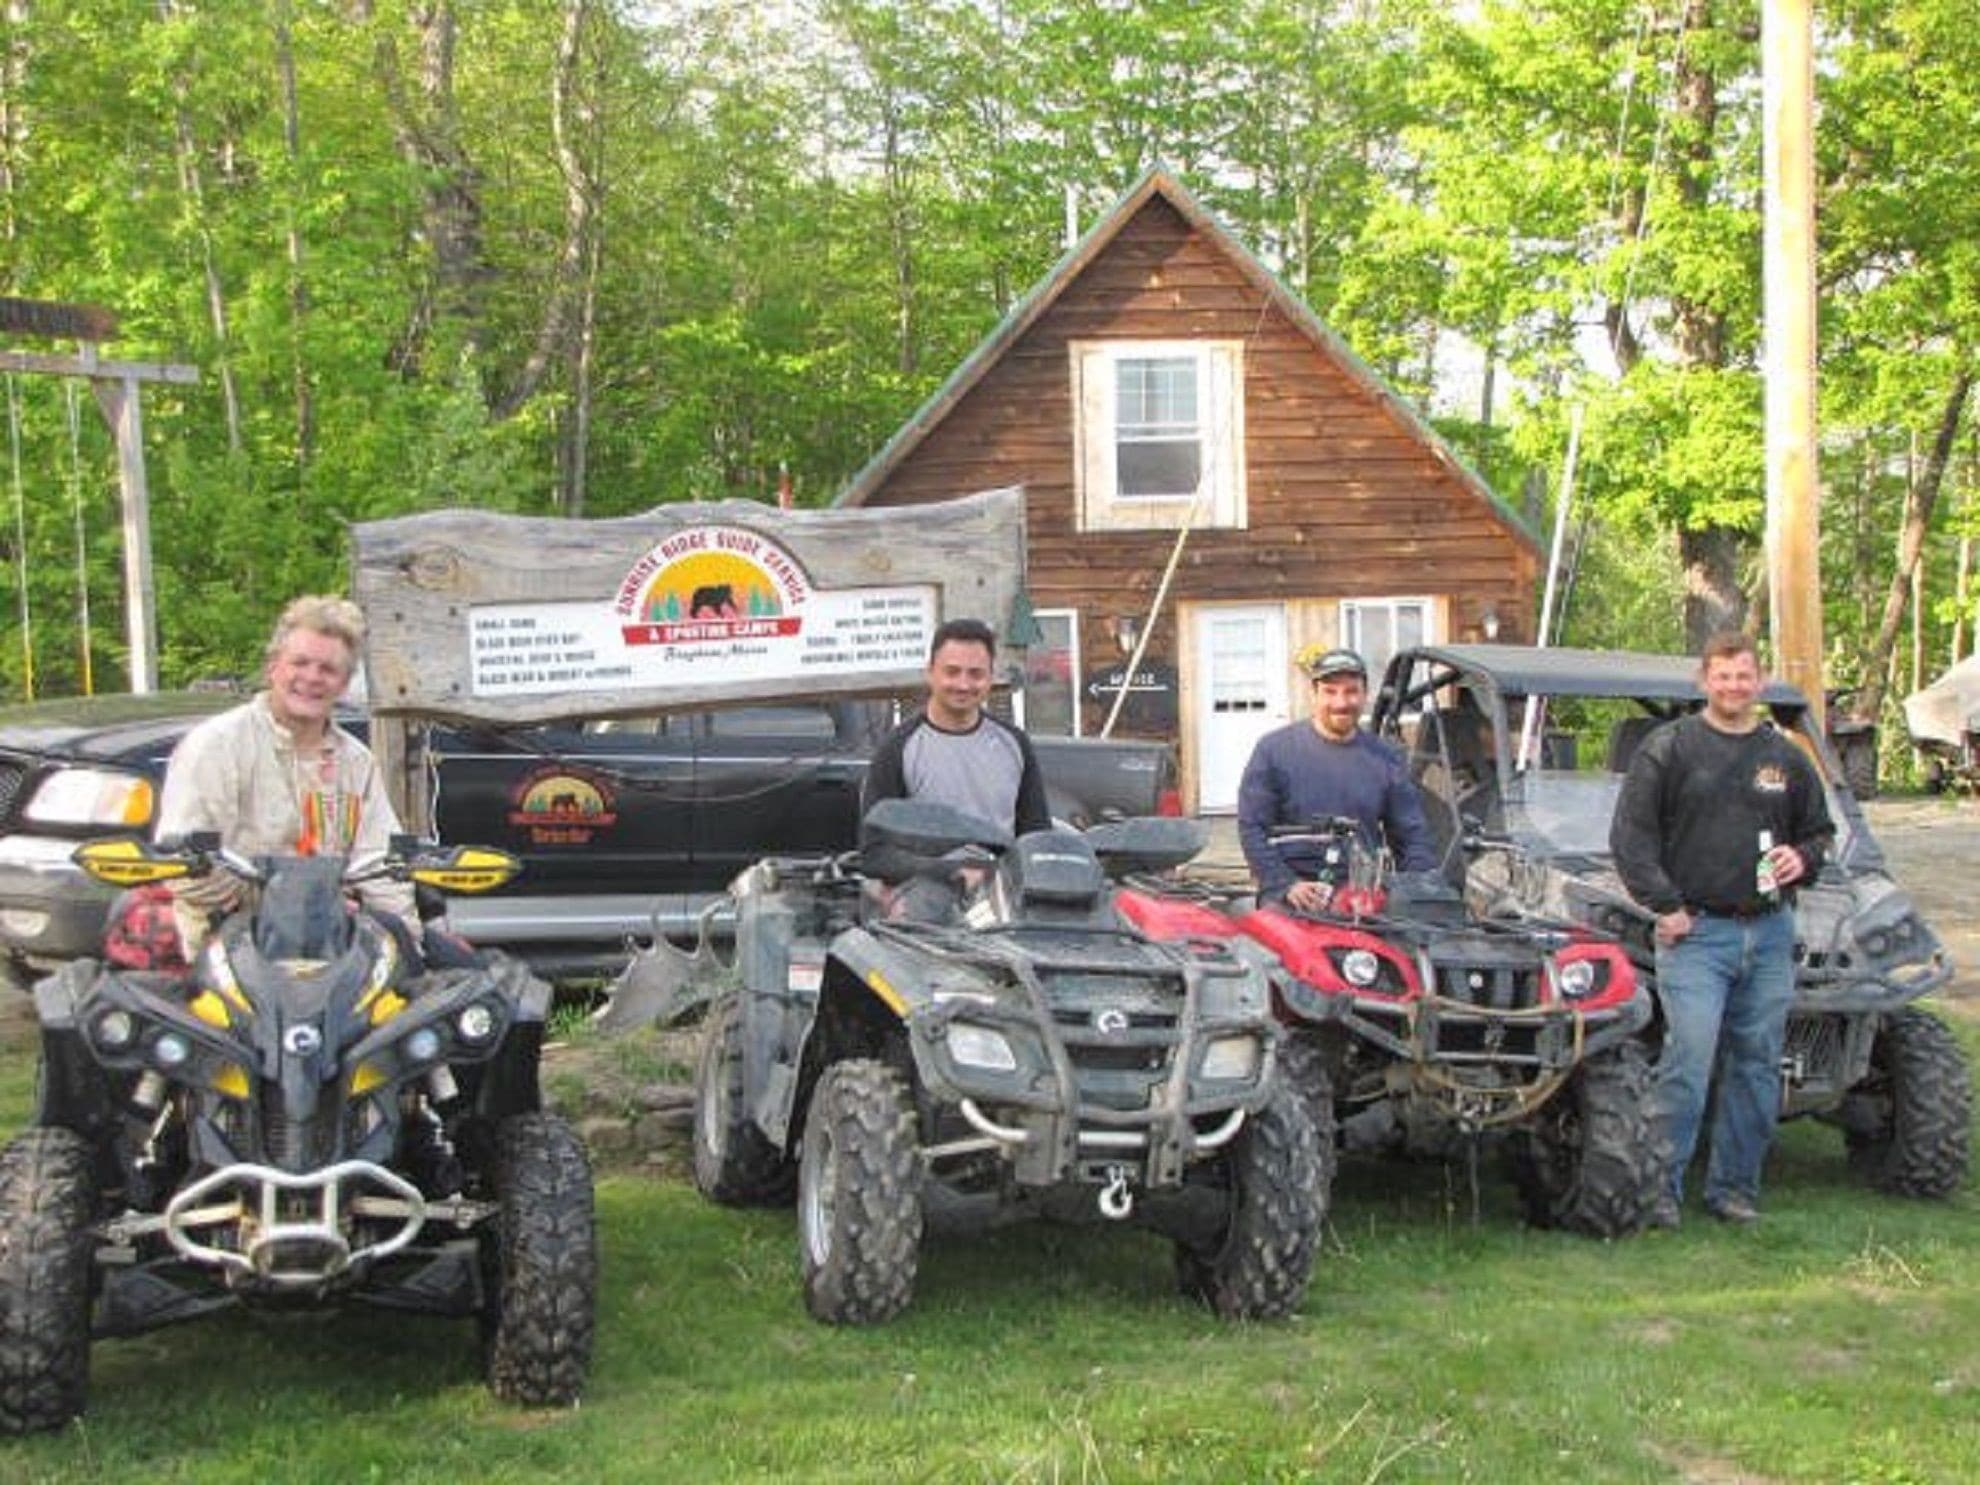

{"left": 1072, "top": 340, "right": 1245, "bottom": 531}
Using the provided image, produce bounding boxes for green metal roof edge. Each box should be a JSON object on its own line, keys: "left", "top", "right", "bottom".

{"left": 832, "top": 165, "right": 1542, "bottom": 554}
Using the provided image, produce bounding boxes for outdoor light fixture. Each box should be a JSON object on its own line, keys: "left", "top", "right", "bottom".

{"left": 1112, "top": 615, "right": 1142, "bottom": 654}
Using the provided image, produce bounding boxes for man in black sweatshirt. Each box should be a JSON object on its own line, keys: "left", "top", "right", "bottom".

{"left": 1610, "top": 631, "right": 1834, "bottom": 1227}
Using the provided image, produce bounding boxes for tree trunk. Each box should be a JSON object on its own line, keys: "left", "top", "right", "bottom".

{"left": 161, "top": 1, "right": 243, "bottom": 453}
{"left": 1, "top": 0, "right": 27, "bottom": 267}
{"left": 273, "top": 0, "right": 313, "bottom": 468}
{"left": 1857, "top": 369, "right": 1974, "bottom": 719}
{"left": 1680, "top": 525, "right": 1746, "bottom": 650}
{"left": 495, "top": 0, "right": 595, "bottom": 422}
{"left": 373, "top": 0, "right": 486, "bottom": 379}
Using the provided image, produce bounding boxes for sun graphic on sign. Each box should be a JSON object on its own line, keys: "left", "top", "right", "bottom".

{"left": 640, "top": 552, "right": 785, "bottom": 623}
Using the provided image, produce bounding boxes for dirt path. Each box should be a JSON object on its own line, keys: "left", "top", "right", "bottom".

{"left": 1858, "top": 797, "right": 1979, "bottom": 1001}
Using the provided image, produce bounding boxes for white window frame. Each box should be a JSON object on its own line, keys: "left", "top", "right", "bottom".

{"left": 1072, "top": 339, "right": 1246, "bottom": 532}
{"left": 1012, "top": 608, "right": 1083, "bottom": 738}
{"left": 1339, "top": 596, "right": 1438, "bottom": 707}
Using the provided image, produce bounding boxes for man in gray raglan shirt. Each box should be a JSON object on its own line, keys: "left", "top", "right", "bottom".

{"left": 862, "top": 617, "right": 1052, "bottom": 836}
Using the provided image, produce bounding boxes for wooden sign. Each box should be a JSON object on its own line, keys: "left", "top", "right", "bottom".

{"left": 350, "top": 487, "right": 1027, "bottom": 725}
{"left": 0, "top": 296, "right": 119, "bottom": 342}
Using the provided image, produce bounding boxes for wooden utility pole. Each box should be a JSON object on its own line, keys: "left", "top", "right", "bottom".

{"left": 0, "top": 298, "right": 198, "bottom": 694}
{"left": 1762, "top": 0, "right": 1824, "bottom": 723}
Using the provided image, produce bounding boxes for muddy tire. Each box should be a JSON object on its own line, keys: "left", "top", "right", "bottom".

{"left": 482, "top": 1114, "right": 597, "bottom": 1407}
{"left": 0, "top": 1128, "right": 97, "bottom": 1435}
{"left": 1510, "top": 1040, "right": 1660, "bottom": 1238}
{"left": 1275, "top": 1032, "right": 1340, "bottom": 1220}
{"left": 1845, "top": 1008, "right": 1971, "bottom": 1198}
{"left": 692, "top": 995, "right": 795, "bottom": 1206}
{"left": 1175, "top": 1080, "right": 1321, "bottom": 1320}
{"left": 797, "top": 1060, "right": 922, "bottom": 1325}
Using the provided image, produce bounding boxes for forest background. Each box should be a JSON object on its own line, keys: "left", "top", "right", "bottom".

{"left": 2, "top": 0, "right": 1976, "bottom": 754}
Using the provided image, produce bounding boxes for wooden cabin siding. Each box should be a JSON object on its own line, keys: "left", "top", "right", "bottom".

{"left": 860, "top": 193, "right": 1536, "bottom": 745}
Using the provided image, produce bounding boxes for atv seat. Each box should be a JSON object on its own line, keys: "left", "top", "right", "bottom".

{"left": 1000, "top": 829, "right": 1111, "bottom": 925}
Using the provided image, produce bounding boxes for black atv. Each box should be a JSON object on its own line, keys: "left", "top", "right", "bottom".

{"left": 690, "top": 798, "right": 1321, "bottom": 1325}
{"left": 0, "top": 833, "right": 596, "bottom": 1434}
{"left": 1118, "top": 819, "right": 1661, "bottom": 1238}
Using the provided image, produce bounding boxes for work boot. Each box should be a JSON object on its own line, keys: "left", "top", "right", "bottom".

{"left": 1645, "top": 1192, "right": 1682, "bottom": 1231}
{"left": 1705, "top": 1193, "right": 1761, "bottom": 1226}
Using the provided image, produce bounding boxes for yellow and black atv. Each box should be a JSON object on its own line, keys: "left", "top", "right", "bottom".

{"left": 0, "top": 833, "right": 596, "bottom": 1434}
{"left": 691, "top": 797, "right": 1322, "bottom": 1326}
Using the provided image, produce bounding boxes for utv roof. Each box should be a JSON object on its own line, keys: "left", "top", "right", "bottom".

{"left": 1390, "top": 644, "right": 1808, "bottom": 706}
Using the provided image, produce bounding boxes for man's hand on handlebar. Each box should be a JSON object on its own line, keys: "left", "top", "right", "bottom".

{"left": 1284, "top": 879, "right": 1334, "bottom": 913}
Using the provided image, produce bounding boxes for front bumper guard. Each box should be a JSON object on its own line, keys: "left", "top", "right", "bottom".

{"left": 98, "top": 1160, "right": 495, "bottom": 1290}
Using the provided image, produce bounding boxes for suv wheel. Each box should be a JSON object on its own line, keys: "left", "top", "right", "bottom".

{"left": 692, "top": 995, "right": 795, "bottom": 1205}
{"left": 1175, "top": 1080, "right": 1320, "bottom": 1320}
{"left": 1509, "top": 1040, "right": 1660, "bottom": 1238}
{"left": 0, "top": 1128, "right": 97, "bottom": 1435}
{"left": 481, "top": 1113, "right": 597, "bottom": 1406}
{"left": 1844, "top": 1007, "right": 1971, "bottom": 1198}
{"left": 798, "top": 1060, "right": 922, "bottom": 1325}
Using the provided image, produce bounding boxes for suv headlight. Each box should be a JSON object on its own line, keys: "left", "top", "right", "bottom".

{"left": 24, "top": 769, "right": 155, "bottom": 829}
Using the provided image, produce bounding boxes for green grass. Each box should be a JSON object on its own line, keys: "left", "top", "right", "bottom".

{"left": 1, "top": 1004, "right": 1977, "bottom": 1482}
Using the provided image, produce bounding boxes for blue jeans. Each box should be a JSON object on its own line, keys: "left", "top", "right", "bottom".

{"left": 1653, "top": 909, "right": 1796, "bottom": 1208}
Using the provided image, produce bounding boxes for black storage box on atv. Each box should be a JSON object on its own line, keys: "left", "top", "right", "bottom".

{"left": 0, "top": 834, "right": 597, "bottom": 1435}
{"left": 688, "top": 798, "right": 1323, "bottom": 1325}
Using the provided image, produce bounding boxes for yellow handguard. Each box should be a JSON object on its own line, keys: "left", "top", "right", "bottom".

{"left": 72, "top": 837, "right": 193, "bottom": 888}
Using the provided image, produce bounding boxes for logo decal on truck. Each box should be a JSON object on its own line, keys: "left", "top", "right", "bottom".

{"left": 509, "top": 767, "right": 619, "bottom": 847}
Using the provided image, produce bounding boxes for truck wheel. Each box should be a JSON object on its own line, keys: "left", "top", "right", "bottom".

{"left": 797, "top": 1060, "right": 922, "bottom": 1325}
{"left": 482, "top": 1114, "right": 597, "bottom": 1407}
{"left": 692, "top": 995, "right": 795, "bottom": 1206}
{"left": 1175, "top": 1080, "right": 1321, "bottom": 1320}
{"left": 1509, "top": 1040, "right": 1659, "bottom": 1238}
{"left": 1845, "top": 1008, "right": 1971, "bottom": 1198}
{"left": 0, "top": 1128, "right": 97, "bottom": 1435}
{"left": 1275, "top": 1033, "right": 1339, "bottom": 1220}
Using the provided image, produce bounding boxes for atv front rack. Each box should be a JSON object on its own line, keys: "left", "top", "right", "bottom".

{"left": 98, "top": 1161, "right": 496, "bottom": 1290}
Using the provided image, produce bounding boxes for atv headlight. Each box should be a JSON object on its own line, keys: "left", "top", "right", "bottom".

{"left": 153, "top": 1032, "right": 191, "bottom": 1070}
{"left": 1200, "top": 1034, "right": 1260, "bottom": 1081}
{"left": 94, "top": 1008, "right": 137, "bottom": 1050}
{"left": 456, "top": 1002, "right": 498, "bottom": 1045}
{"left": 1558, "top": 959, "right": 1600, "bottom": 1001}
{"left": 24, "top": 768, "right": 155, "bottom": 828}
{"left": 1339, "top": 948, "right": 1382, "bottom": 988}
{"left": 405, "top": 1027, "right": 443, "bottom": 1064}
{"left": 947, "top": 1022, "right": 1018, "bottom": 1073}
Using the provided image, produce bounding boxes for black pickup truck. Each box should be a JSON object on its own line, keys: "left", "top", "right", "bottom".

{"left": 0, "top": 692, "right": 1177, "bottom": 983}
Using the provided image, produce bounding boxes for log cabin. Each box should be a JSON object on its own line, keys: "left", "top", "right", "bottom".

{"left": 834, "top": 167, "right": 1542, "bottom": 812}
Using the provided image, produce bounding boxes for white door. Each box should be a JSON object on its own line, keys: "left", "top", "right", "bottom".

{"left": 1192, "top": 604, "right": 1288, "bottom": 813}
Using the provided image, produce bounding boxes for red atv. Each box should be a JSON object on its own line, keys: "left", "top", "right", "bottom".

{"left": 1119, "top": 819, "right": 1661, "bottom": 1237}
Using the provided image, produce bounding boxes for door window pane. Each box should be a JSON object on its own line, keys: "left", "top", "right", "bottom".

{"left": 1020, "top": 610, "right": 1080, "bottom": 737}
